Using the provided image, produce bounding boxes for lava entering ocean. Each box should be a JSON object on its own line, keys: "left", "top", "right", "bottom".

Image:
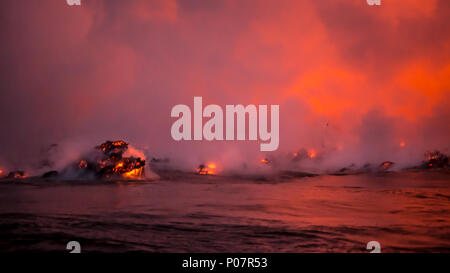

{"left": 0, "top": 140, "right": 150, "bottom": 180}
{"left": 75, "top": 140, "right": 146, "bottom": 179}
{"left": 197, "top": 163, "right": 218, "bottom": 175}
{"left": 0, "top": 140, "right": 449, "bottom": 181}
{"left": 424, "top": 151, "right": 449, "bottom": 169}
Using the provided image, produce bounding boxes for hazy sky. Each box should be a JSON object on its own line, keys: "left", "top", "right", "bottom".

{"left": 0, "top": 0, "right": 449, "bottom": 171}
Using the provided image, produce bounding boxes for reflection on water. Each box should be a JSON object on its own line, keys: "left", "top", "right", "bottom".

{"left": 0, "top": 171, "right": 449, "bottom": 252}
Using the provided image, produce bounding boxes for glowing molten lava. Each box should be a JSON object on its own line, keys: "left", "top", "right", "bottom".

{"left": 78, "top": 160, "right": 88, "bottom": 169}
{"left": 197, "top": 162, "right": 217, "bottom": 175}
{"left": 379, "top": 161, "right": 394, "bottom": 171}
{"left": 113, "top": 162, "right": 124, "bottom": 172}
{"left": 260, "top": 158, "right": 270, "bottom": 164}
{"left": 123, "top": 168, "right": 144, "bottom": 178}
{"left": 424, "top": 151, "right": 449, "bottom": 168}
{"left": 6, "top": 171, "right": 26, "bottom": 179}
{"left": 77, "top": 140, "right": 146, "bottom": 179}
{"left": 308, "top": 149, "right": 317, "bottom": 159}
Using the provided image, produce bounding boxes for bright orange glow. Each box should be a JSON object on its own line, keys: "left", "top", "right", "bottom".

{"left": 208, "top": 163, "right": 217, "bottom": 174}
{"left": 113, "top": 162, "right": 124, "bottom": 172}
{"left": 15, "top": 173, "right": 26, "bottom": 179}
{"left": 198, "top": 162, "right": 218, "bottom": 175}
{"left": 76, "top": 141, "right": 146, "bottom": 179}
{"left": 2, "top": 1, "right": 450, "bottom": 173}
{"left": 199, "top": 170, "right": 216, "bottom": 175}
{"left": 206, "top": 162, "right": 217, "bottom": 175}
{"left": 7, "top": 171, "right": 27, "bottom": 179}
{"left": 0, "top": 169, "right": 3, "bottom": 175}
{"left": 425, "top": 151, "right": 441, "bottom": 161}
{"left": 123, "top": 167, "right": 144, "bottom": 178}
{"left": 380, "top": 161, "right": 394, "bottom": 170}
{"left": 78, "top": 160, "right": 88, "bottom": 169}
{"left": 112, "top": 141, "right": 126, "bottom": 146}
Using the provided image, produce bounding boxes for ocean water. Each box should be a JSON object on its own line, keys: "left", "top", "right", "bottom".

{"left": 0, "top": 171, "right": 449, "bottom": 253}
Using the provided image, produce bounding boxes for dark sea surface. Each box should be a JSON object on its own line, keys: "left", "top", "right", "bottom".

{"left": 0, "top": 171, "right": 449, "bottom": 253}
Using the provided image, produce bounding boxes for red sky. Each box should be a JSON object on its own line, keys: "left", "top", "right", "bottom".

{"left": 0, "top": 0, "right": 449, "bottom": 170}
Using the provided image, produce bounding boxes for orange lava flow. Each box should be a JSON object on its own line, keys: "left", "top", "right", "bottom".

{"left": 123, "top": 167, "right": 144, "bottom": 178}
{"left": 78, "top": 160, "right": 88, "bottom": 169}
{"left": 198, "top": 162, "right": 218, "bottom": 175}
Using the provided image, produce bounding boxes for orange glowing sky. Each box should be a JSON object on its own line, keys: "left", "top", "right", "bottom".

{"left": 0, "top": 0, "right": 449, "bottom": 168}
